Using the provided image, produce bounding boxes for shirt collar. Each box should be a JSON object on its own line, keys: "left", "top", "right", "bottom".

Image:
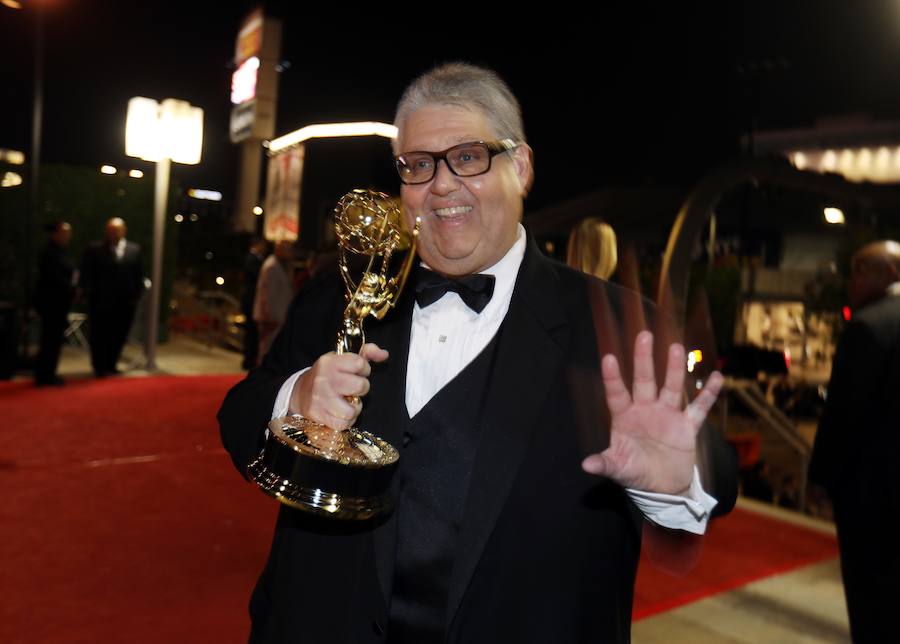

{"left": 481, "top": 223, "right": 526, "bottom": 295}
{"left": 416, "top": 224, "right": 526, "bottom": 317}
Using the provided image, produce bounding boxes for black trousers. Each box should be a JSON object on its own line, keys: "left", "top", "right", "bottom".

{"left": 89, "top": 305, "right": 136, "bottom": 375}
{"left": 35, "top": 309, "right": 68, "bottom": 383}
{"left": 834, "top": 497, "right": 897, "bottom": 643}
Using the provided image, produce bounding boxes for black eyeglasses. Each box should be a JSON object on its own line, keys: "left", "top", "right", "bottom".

{"left": 394, "top": 139, "right": 519, "bottom": 185}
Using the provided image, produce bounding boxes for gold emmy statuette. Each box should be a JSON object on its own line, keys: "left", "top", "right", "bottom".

{"left": 248, "top": 189, "right": 420, "bottom": 519}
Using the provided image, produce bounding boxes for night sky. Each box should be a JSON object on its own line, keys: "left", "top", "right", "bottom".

{"left": 4, "top": 0, "right": 900, "bottom": 218}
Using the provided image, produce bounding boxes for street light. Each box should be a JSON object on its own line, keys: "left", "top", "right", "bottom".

{"left": 823, "top": 207, "right": 846, "bottom": 225}
{"left": 125, "top": 97, "right": 203, "bottom": 370}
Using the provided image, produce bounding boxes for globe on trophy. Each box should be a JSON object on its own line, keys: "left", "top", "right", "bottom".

{"left": 248, "top": 189, "right": 420, "bottom": 520}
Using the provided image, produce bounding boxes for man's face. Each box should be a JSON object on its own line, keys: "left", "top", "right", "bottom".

{"left": 398, "top": 105, "right": 532, "bottom": 277}
{"left": 849, "top": 250, "right": 894, "bottom": 309}
{"left": 274, "top": 240, "right": 294, "bottom": 262}
{"left": 106, "top": 220, "right": 125, "bottom": 244}
{"left": 53, "top": 224, "right": 72, "bottom": 247}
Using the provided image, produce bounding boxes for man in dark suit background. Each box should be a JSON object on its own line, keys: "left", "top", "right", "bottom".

{"left": 241, "top": 237, "right": 268, "bottom": 370}
{"left": 219, "top": 63, "right": 736, "bottom": 643}
{"left": 34, "top": 221, "right": 75, "bottom": 386}
{"left": 80, "top": 217, "right": 143, "bottom": 377}
{"left": 809, "top": 239, "right": 900, "bottom": 643}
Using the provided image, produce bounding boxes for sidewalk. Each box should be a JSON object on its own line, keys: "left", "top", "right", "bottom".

{"left": 634, "top": 498, "right": 848, "bottom": 643}
{"left": 53, "top": 333, "right": 245, "bottom": 378}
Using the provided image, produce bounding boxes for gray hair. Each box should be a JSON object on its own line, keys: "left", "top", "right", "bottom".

{"left": 393, "top": 62, "right": 526, "bottom": 152}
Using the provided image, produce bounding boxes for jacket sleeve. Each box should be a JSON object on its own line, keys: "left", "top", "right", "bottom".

{"left": 217, "top": 270, "right": 344, "bottom": 478}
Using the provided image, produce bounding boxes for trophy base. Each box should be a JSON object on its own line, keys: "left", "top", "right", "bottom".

{"left": 248, "top": 415, "right": 399, "bottom": 521}
{"left": 248, "top": 459, "right": 394, "bottom": 519}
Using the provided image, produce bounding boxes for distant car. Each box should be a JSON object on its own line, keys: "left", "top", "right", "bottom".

{"left": 168, "top": 289, "right": 243, "bottom": 351}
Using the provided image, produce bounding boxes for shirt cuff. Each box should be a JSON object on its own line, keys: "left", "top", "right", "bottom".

{"left": 625, "top": 466, "right": 718, "bottom": 535}
{"left": 271, "top": 368, "right": 310, "bottom": 420}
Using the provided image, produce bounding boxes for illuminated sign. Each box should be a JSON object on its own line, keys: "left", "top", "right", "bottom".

{"left": 236, "top": 8, "right": 262, "bottom": 63}
{"left": 1, "top": 171, "right": 23, "bottom": 188}
{"left": 126, "top": 97, "right": 203, "bottom": 165}
{"left": 268, "top": 121, "right": 398, "bottom": 152}
{"left": 230, "top": 101, "right": 256, "bottom": 143}
{"left": 229, "top": 9, "right": 280, "bottom": 144}
{"left": 0, "top": 148, "right": 25, "bottom": 165}
{"left": 231, "top": 56, "right": 260, "bottom": 105}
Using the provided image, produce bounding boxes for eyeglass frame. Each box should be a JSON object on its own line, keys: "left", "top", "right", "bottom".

{"left": 394, "top": 139, "right": 520, "bottom": 185}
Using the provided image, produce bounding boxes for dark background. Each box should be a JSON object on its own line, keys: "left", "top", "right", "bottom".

{"left": 4, "top": 1, "right": 900, "bottom": 216}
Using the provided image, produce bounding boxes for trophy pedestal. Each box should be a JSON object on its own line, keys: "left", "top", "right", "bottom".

{"left": 249, "top": 415, "right": 399, "bottom": 520}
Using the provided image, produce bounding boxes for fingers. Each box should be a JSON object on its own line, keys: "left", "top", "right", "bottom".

{"left": 293, "top": 348, "right": 385, "bottom": 430}
{"left": 333, "top": 352, "right": 372, "bottom": 377}
{"left": 685, "top": 370, "right": 724, "bottom": 432}
{"left": 360, "top": 342, "right": 389, "bottom": 364}
{"left": 606, "top": 334, "right": 689, "bottom": 412}
{"left": 582, "top": 452, "right": 613, "bottom": 477}
{"left": 332, "top": 370, "right": 370, "bottom": 397}
{"left": 318, "top": 395, "right": 360, "bottom": 432}
{"left": 632, "top": 331, "right": 657, "bottom": 403}
{"left": 659, "top": 343, "right": 686, "bottom": 410}
{"left": 601, "top": 354, "right": 632, "bottom": 417}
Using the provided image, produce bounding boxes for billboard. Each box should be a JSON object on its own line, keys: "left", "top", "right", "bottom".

{"left": 229, "top": 8, "right": 280, "bottom": 143}
{"left": 263, "top": 145, "right": 304, "bottom": 242}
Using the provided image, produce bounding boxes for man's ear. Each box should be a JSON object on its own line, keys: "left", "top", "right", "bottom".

{"left": 511, "top": 144, "right": 534, "bottom": 197}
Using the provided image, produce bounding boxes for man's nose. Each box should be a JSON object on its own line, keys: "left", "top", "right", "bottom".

{"left": 430, "top": 159, "right": 460, "bottom": 194}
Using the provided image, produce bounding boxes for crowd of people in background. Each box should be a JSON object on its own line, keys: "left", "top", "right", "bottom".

{"left": 33, "top": 216, "right": 143, "bottom": 386}
{"left": 240, "top": 237, "right": 318, "bottom": 370}
{"left": 33, "top": 219, "right": 321, "bottom": 385}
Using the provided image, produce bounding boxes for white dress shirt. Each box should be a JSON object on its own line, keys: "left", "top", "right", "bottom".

{"left": 112, "top": 238, "right": 126, "bottom": 260}
{"left": 273, "top": 224, "right": 717, "bottom": 534}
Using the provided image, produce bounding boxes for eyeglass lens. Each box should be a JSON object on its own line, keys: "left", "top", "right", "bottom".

{"left": 399, "top": 142, "right": 492, "bottom": 183}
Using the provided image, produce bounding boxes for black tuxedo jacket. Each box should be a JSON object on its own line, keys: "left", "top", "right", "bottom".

{"left": 80, "top": 239, "right": 143, "bottom": 311}
{"left": 809, "top": 292, "right": 900, "bottom": 510}
{"left": 35, "top": 241, "right": 75, "bottom": 316}
{"left": 219, "top": 236, "right": 737, "bottom": 644}
{"left": 808, "top": 292, "right": 900, "bottom": 641}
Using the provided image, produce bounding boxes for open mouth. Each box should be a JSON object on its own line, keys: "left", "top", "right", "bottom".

{"left": 433, "top": 205, "right": 472, "bottom": 220}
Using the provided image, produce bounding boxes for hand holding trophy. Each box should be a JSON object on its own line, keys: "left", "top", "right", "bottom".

{"left": 248, "top": 189, "right": 420, "bottom": 519}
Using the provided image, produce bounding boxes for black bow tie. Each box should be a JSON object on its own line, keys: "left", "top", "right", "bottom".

{"left": 414, "top": 266, "right": 496, "bottom": 313}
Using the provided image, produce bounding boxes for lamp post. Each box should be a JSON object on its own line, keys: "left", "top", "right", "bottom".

{"left": 125, "top": 97, "right": 203, "bottom": 370}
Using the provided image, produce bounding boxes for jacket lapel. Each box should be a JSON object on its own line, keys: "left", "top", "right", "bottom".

{"left": 445, "top": 236, "right": 569, "bottom": 631}
{"left": 361, "top": 288, "right": 415, "bottom": 609}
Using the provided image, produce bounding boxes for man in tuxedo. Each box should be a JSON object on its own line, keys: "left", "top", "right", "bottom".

{"left": 34, "top": 221, "right": 75, "bottom": 386}
{"left": 219, "top": 63, "right": 736, "bottom": 643}
{"left": 809, "top": 240, "right": 900, "bottom": 643}
{"left": 80, "top": 217, "right": 143, "bottom": 377}
{"left": 241, "top": 237, "right": 268, "bottom": 370}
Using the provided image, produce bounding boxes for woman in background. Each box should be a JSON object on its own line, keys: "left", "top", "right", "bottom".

{"left": 566, "top": 217, "right": 618, "bottom": 280}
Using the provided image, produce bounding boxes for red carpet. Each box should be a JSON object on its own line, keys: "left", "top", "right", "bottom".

{"left": 0, "top": 376, "right": 838, "bottom": 642}
{"left": 633, "top": 507, "right": 838, "bottom": 619}
{"left": 0, "top": 376, "right": 276, "bottom": 644}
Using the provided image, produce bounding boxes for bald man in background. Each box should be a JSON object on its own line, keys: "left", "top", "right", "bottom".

{"left": 809, "top": 240, "right": 900, "bottom": 643}
{"left": 80, "top": 217, "right": 144, "bottom": 377}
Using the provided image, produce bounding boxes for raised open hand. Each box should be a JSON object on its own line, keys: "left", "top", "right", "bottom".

{"left": 581, "top": 331, "right": 723, "bottom": 496}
